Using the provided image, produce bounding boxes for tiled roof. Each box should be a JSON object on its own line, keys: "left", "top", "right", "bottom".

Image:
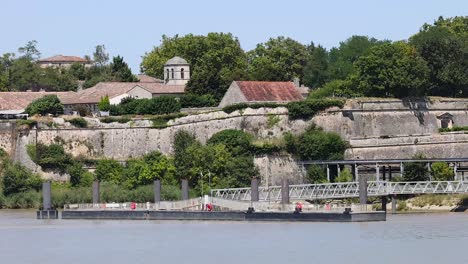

{"left": 235, "top": 81, "right": 304, "bottom": 102}
{"left": 137, "top": 74, "right": 163, "bottom": 83}
{"left": 0, "top": 92, "right": 77, "bottom": 111}
{"left": 38, "top": 55, "right": 90, "bottom": 63}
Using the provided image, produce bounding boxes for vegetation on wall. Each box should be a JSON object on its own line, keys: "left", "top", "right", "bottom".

{"left": 109, "top": 96, "right": 181, "bottom": 116}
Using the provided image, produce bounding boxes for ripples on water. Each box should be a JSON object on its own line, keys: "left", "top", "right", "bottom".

{"left": 0, "top": 210, "right": 467, "bottom": 264}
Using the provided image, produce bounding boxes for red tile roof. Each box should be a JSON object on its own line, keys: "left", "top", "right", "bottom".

{"left": 0, "top": 92, "right": 77, "bottom": 110}
{"left": 137, "top": 74, "right": 163, "bottom": 83}
{"left": 235, "top": 81, "right": 304, "bottom": 102}
{"left": 38, "top": 55, "right": 90, "bottom": 63}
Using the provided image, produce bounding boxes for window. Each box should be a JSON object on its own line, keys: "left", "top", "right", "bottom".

{"left": 181, "top": 68, "right": 184, "bottom": 79}
{"left": 166, "top": 69, "right": 169, "bottom": 80}
{"left": 171, "top": 69, "right": 174, "bottom": 79}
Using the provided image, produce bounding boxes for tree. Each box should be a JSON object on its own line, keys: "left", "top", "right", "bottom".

{"left": 39, "top": 67, "right": 78, "bottom": 91}
{"left": 354, "top": 42, "right": 430, "bottom": 98}
{"left": 93, "top": 44, "right": 109, "bottom": 67}
{"left": 18, "top": 40, "right": 41, "bottom": 61}
{"left": 25, "top": 95, "right": 64, "bottom": 116}
{"left": 98, "top": 96, "right": 110, "bottom": 111}
{"left": 8, "top": 57, "right": 42, "bottom": 91}
{"left": 307, "top": 165, "right": 328, "bottom": 183}
{"left": 95, "top": 159, "right": 124, "bottom": 184}
{"left": 328, "top": 36, "right": 388, "bottom": 80}
{"left": 110, "top": 56, "right": 137, "bottom": 82}
{"left": 335, "top": 168, "right": 353, "bottom": 182}
{"left": 207, "top": 129, "right": 253, "bottom": 156}
{"left": 247, "top": 36, "right": 307, "bottom": 82}
{"left": 141, "top": 33, "right": 248, "bottom": 99}
{"left": 431, "top": 162, "right": 454, "bottom": 181}
{"left": 403, "top": 153, "right": 429, "bottom": 181}
{"left": 303, "top": 44, "right": 329, "bottom": 88}
{"left": 68, "top": 63, "right": 86, "bottom": 80}
{"left": 173, "top": 130, "right": 199, "bottom": 181}
{"left": 1, "top": 161, "right": 42, "bottom": 196}
{"left": 0, "top": 53, "right": 15, "bottom": 91}
{"left": 291, "top": 126, "right": 348, "bottom": 161}
{"left": 410, "top": 24, "right": 468, "bottom": 97}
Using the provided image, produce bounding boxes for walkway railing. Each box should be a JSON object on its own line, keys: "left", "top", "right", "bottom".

{"left": 64, "top": 198, "right": 202, "bottom": 211}
{"left": 211, "top": 181, "right": 468, "bottom": 201}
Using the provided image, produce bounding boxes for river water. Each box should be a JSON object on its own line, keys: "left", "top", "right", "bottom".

{"left": 0, "top": 211, "right": 467, "bottom": 264}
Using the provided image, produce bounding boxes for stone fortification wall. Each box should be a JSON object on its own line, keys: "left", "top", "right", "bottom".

{"left": 0, "top": 122, "right": 16, "bottom": 155}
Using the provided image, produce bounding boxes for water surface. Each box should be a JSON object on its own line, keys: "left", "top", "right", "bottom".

{"left": 1, "top": 210, "right": 467, "bottom": 264}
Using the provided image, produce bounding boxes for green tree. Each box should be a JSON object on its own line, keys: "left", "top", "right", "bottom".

{"left": 25, "top": 95, "right": 64, "bottom": 116}
{"left": 95, "top": 159, "right": 124, "bottom": 184}
{"left": 335, "top": 168, "right": 353, "bottom": 182}
{"left": 93, "top": 44, "right": 109, "bottom": 67}
{"left": 328, "top": 36, "right": 388, "bottom": 80}
{"left": 141, "top": 33, "right": 248, "bottom": 99}
{"left": 18, "top": 40, "right": 41, "bottom": 61}
{"left": 307, "top": 165, "right": 328, "bottom": 183}
{"left": 68, "top": 63, "right": 87, "bottom": 80}
{"left": 303, "top": 44, "right": 329, "bottom": 88}
{"left": 207, "top": 129, "right": 253, "bottom": 156}
{"left": 173, "top": 130, "right": 199, "bottom": 181}
{"left": 1, "top": 161, "right": 42, "bottom": 196}
{"left": 410, "top": 25, "right": 468, "bottom": 97}
{"left": 403, "top": 153, "right": 429, "bottom": 181}
{"left": 8, "top": 57, "right": 42, "bottom": 91}
{"left": 247, "top": 36, "right": 307, "bottom": 82}
{"left": 354, "top": 42, "right": 430, "bottom": 98}
{"left": 0, "top": 53, "right": 15, "bottom": 91}
{"left": 431, "top": 162, "right": 454, "bottom": 181}
{"left": 39, "top": 67, "right": 78, "bottom": 91}
{"left": 110, "top": 56, "right": 137, "bottom": 82}
{"left": 98, "top": 96, "right": 111, "bottom": 111}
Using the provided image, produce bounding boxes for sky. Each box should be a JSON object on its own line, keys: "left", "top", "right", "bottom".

{"left": 0, "top": 0, "right": 466, "bottom": 73}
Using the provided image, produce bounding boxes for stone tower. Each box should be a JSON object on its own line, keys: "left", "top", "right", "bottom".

{"left": 164, "top": 56, "right": 190, "bottom": 85}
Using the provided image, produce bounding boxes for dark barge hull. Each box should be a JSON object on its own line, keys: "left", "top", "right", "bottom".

{"left": 61, "top": 210, "right": 386, "bottom": 222}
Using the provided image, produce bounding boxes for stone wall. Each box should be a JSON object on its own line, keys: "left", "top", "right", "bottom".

{"left": 0, "top": 122, "right": 16, "bottom": 155}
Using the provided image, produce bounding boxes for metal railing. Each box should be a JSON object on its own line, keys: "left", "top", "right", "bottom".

{"left": 211, "top": 181, "right": 468, "bottom": 201}
{"left": 64, "top": 198, "right": 202, "bottom": 211}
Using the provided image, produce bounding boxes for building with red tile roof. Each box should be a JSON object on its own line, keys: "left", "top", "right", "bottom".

{"left": 37, "top": 55, "right": 91, "bottom": 69}
{"left": 219, "top": 81, "right": 305, "bottom": 107}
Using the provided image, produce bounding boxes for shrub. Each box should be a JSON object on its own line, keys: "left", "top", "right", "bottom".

{"left": 335, "top": 168, "right": 353, "bottom": 182}
{"left": 207, "top": 129, "right": 253, "bottom": 156}
{"left": 289, "top": 125, "right": 348, "bottom": 161}
{"left": 100, "top": 116, "right": 131, "bottom": 124}
{"left": 0, "top": 148, "right": 7, "bottom": 159}
{"left": 222, "top": 102, "right": 282, "bottom": 114}
{"left": 307, "top": 165, "right": 328, "bottom": 184}
{"left": 150, "top": 113, "right": 187, "bottom": 128}
{"left": 95, "top": 159, "right": 124, "bottom": 184}
{"left": 68, "top": 117, "right": 88, "bottom": 128}
{"left": 34, "top": 143, "right": 73, "bottom": 173}
{"left": 74, "top": 105, "right": 90, "bottom": 117}
{"left": 439, "top": 126, "right": 468, "bottom": 133}
{"left": 16, "top": 119, "right": 38, "bottom": 128}
{"left": 403, "top": 153, "right": 429, "bottom": 181}
{"left": 2, "top": 161, "right": 42, "bottom": 196}
{"left": 68, "top": 162, "right": 93, "bottom": 187}
{"left": 98, "top": 96, "right": 111, "bottom": 111}
{"left": 25, "top": 95, "right": 64, "bottom": 116}
{"left": 150, "top": 95, "right": 181, "bottom": 114}
{"left": 286, "top": 98, "right": 345, "bottom": 120}
{"left": 266, "top": 114, "right": 281, "bottom": 128}
{"left": 431, "top": 162, "right": 454, "bottom": 181}
{"left": 180, "top": 94, "right": 217, "bottom": 108}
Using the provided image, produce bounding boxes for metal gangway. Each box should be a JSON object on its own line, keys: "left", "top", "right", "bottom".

{"left": 211, "top": 181, "right": 468, "bottom": 202}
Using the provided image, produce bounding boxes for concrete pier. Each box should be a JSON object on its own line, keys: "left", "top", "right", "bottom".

{"left": 391, "top": 195, "right": 397, "bottom": 214}
{"left": 37, "top": 181, "right": 58, "bottom": 219}
{"left": 359, "top": 175, "right": 368, "bottom": 205}
{"left": 154, "top": 180, "right": 161, "bottom": 203}
{"left": 181, "top": 179, "right": 189, "bottom": 200}
{"left": 281, "top": 178, "right": 289, "bottom": 204}
{"left": 251, "top": 178, "right": 259, "bottom": 202}
{"left": 93, "top": 181, "right": 100, "bottom": 204}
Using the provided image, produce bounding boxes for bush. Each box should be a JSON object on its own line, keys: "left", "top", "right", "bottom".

{"left": 33, "top": 143, "right": 73, "bottom": 173}
{"left": 100, "top": 116, "right": 131, "bottom": 124}
{"left": 403, "top": 153, "right": 429, "bottom": 181}
{"left": 95, "top": 159, "right": 124, "bottom": 184}
{"left": 74, "top": 105, "right": 90, "bottom": 117}
{"left": 439, "top": 126, "right": 468, "bottom": 133}
{"left": 151, "top": 113, "right": 187, "bottom": 128}
{"left": 25, "top": 95, "right": 64, "bottom": 116}
{"left": 16, "top": 119, "right": 38, "bottom": 128}
{"left": 288, "top": 125, "right": 348, "bottom": 161}
{"left": 98, "top": 96, "right": 111, "bottom": 111}
{"left": 287, "top": 98, "right": 345, "bottom": 120}
{"left": 207, "top": 129, "right": 253, "bottom": 156}
{"left": 222, "top": 102, "right": 282, "bottom": 114}
{"left": 68, "top": 117, "right": 87, "bottom": 128}
{"left": 307, "top": 165, "right": 328, "bottom": 183}
{"left": 2, "top": 161, "right": 42, "bottom": 196}
{"left": 431, "top": 162, "right": 454, "bottom": 181}
{"left": 335, "top": 168, "right": 353, "bottom": 182}
{"left": 68, "top": 162, "right": 94, "bottom": 187}
{"left": 180, "top": 94, "right": 217, "bottom": 108}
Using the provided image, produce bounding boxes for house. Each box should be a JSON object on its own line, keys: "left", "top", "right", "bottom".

{"left": 37, "top": 55, "right": 91, "bottom": 69}
{"left": 218, "top": 81, "right": 305, "bottom": 107}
